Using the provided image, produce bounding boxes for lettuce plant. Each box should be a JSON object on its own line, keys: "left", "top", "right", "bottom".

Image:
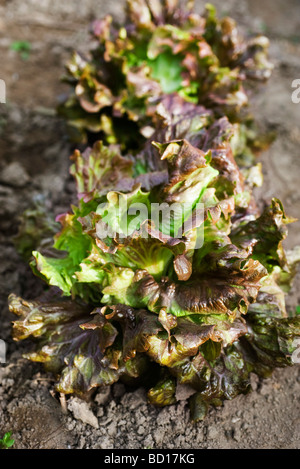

{"left": 7, "top": 0, "right": 300, "bottom": 422}
{"left": 8, "top": 110, "right": 300, "bottom": 420}
{"left": 57, "top": 0, "right": 274, "bottom": 167}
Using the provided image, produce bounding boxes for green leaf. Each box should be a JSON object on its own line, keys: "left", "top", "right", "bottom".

{"left": 0, "top": 432, "right": 15, "bottom": 449}
{"left": 147, "top": 377, "right": 177, "bottom": 406}
{"left": 30, "top": 204, "right": 93, "bottom": 296}
{"left": 148, "top": 51, "right": 183, "bottom": 94}
{"left": 70, "top": 140, "right": 133, "bottom": 200}
{"left": 231, "top": 198, "right": 294, "bottom": 272}
{"left": 11, "top": 40, "right": 31, "bottom": 60}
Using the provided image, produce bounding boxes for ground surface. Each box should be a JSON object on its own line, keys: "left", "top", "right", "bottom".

{"left": 0, "top": 0, "right": 300, "bottom": 449}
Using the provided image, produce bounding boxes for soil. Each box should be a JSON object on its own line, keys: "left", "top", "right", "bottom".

{"left": 0, "top": 0, "right": 300, "bottom": 450}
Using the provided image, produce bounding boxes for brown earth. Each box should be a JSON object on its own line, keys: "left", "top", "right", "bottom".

{"left": 0, "top": 0, "right": 300, "bottom": 449}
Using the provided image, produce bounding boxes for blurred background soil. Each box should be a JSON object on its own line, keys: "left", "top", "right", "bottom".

{"left": 0, "top": 0, "right": 300, "bottom": 449}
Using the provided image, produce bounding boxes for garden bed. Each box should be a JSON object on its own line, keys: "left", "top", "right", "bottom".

{"left": 0, "top": 0, "right": 300, "bottom": 449}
